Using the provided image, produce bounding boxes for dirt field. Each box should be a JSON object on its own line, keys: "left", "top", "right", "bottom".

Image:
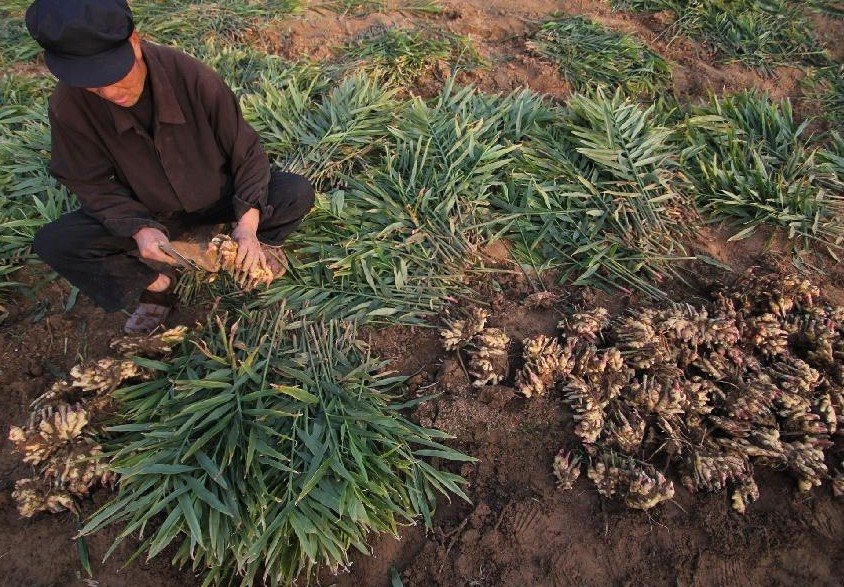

{"left": 2, "top": 1, "right": 844, "bottom": 586}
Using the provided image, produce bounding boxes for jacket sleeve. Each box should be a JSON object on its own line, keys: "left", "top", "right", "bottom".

{"left": 48, "top": 108, "right": 167, "bottom": 239}
{"left": 200, "top": 73, "right": 271, "bottom": 221}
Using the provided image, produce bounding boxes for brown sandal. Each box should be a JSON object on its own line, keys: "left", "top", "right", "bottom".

{"left": 124, "top": 277, "right": 177, "bottom": 334}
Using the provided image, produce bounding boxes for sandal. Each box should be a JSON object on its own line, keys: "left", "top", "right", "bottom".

{"left": 124, "top": 276, "right": 177, "bottom": 334}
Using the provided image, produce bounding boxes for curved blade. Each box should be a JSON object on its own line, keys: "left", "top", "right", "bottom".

{"left": 159, "top": 242, "right": 219, "bottom": 272}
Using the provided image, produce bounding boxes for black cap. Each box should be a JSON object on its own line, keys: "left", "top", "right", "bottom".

{"left": 25, "top": 0, "right": 136, "bottom": 88}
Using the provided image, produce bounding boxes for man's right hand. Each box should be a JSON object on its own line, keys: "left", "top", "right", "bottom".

{"left": 133, "top": 226, "right": 177, "bottom": 265}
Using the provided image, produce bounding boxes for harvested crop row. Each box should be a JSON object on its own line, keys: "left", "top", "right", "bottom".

{"left": 550, "top": 273, "right": 844, "bottom": 511}
{"left": 7, "top": 327, "right": 188, "bottom": 517}
{"left": 440, "top": 272, "right": 844, "bottom": 511}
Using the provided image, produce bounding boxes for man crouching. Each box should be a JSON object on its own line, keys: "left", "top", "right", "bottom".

{"left": 25, "top": 0, "right": 315, "bottom": 333}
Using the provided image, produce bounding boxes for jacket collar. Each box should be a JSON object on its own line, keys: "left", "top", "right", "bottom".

{"left": 112, "top": 42, "right": 187, "bottom": 133}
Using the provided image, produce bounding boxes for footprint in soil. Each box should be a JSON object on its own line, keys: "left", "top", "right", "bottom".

{"left": 507, "top": 500, "right": 543, "bottom": 543}
{"left": 548, "top": 542, "right": 612, "bottom": 587}
{"left": 497, "top": 500, "right": 615, "bottom": 587}
{"left": 804, "top": 499, "right": 844, "bottom": 540}
{"left": 690, "top": 552, "right": 747, "bottom": 587}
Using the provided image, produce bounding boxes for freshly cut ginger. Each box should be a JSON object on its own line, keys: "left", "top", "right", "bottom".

{"left": 207, "top": 234, "right": 278, "bottom": 289}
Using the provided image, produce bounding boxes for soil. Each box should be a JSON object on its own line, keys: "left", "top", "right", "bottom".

{"left": 2, "top": 1, "right": 844, "bottom": 586}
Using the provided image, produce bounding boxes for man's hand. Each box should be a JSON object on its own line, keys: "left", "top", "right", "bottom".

{"left": 133, "top": 226, "right": 176, "bottom": 265}
{"left": 231, "top": 208, "right": 268, "bottom": 279}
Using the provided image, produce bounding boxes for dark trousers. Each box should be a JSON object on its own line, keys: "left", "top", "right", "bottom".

{"left": 34, "top": 171, "right": 315, "bottom": 312}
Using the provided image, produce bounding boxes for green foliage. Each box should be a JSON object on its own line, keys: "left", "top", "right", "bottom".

{"left": 608, "top": 0, "right": 826, "bottom": 74}
{"left": 245, "top": 71, "right": 697, "bottom": 304}
{"left": 0, "top": 72, "right": 54, "bottom": 109}
{"left": 0, "top": 73, "right": 61, "bottom": 297}
{"left": 311, "top": 0, "right": 386, "bottom": 14}
{"left": 340, "top": 27, "right": 477, "bottom": 86}
{"left": 804, "top": 63, "right": 844, "bottom": 123}
{"left": 245, "top": 69, "right": 398, "bottom": 191}
{"left": 189, "top": 43, "right": 299, "bottom": 95}
{"left": 681, "top": 90, "right": 844, "bottom": 247}
{"left": 396, "top": 0, "right": 444, "bottom": 14}
{"left": 608, "top": 0, "right": 675, "bottom": 9}
{"left": 0, "top": 262, "right": 23, "bottom": 313}
{"left": 494, "top": 88, "right": 691, "bottom": 297}
{"left": 311, "top": 0, "right": 442, "bottom": 15}
{"left": 0, "top": 2, "right": 41, "bottom": 69}
{"left": 254, "top": 78, "right": 527, "bottom": 322}
{"left": 0, "top": 76, "right": 75, "bottom": 271}
{"left": 131, "top": 0, "right": 302, "bottom": 52}
{"left": 801, "top": 0, "right": 844, "bottom": 17}
{"left": 818, "top": 132, "right": 844, "bottom": 187}
{"left": 527, "top": 16, "right": 671, "bottom": 95}
{"left": 0, "top": 0, "right": 304, "bottom": 64}
{"left": 83, "top": 310, "right": 472, "bottom": 586}
{"left": 611, "top": 0, "right": 844, "bottom": 18}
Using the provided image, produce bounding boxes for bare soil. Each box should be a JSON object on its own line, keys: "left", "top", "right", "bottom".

{"left": 2, "top": 1, "right": 844, "bottom": 586}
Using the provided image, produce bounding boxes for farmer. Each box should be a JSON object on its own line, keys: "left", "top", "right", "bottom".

{"left": 24, "top": 0, "right": 315, "bottom": 333}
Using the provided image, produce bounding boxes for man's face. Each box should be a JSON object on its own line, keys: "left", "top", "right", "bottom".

{"left": 85, "top": 31, "right": 147, "bottom": 107}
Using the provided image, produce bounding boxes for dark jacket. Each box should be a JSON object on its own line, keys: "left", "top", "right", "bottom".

{"left": 47, "top": 41, "right": 270, "bottom": 238}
